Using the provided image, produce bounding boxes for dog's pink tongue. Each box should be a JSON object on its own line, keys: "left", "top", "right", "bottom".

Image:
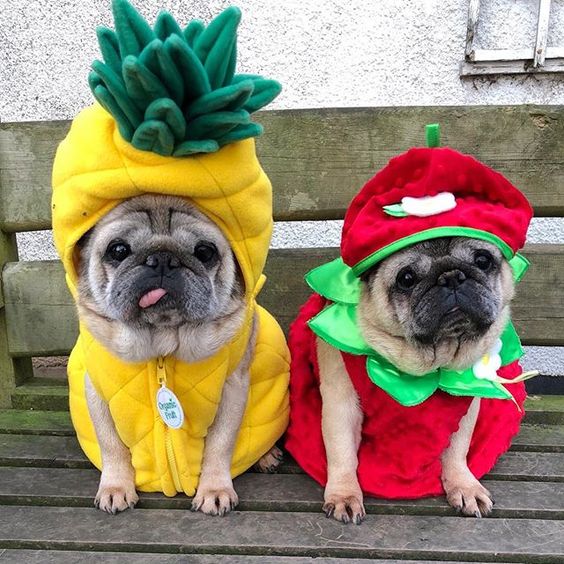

{"left": 139, "top": 288, "right": 167, "bottom": 309}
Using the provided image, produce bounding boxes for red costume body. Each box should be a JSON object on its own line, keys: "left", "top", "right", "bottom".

{"left": 285, "top": 294, "right": 526, "bottom": 499}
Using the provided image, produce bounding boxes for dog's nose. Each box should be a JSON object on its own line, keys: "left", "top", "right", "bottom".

{"left": 437, "top": 269, "right": 466, "bottom": 289}
{"left": 145, "top": 252, "right": 180, "bottom": 272}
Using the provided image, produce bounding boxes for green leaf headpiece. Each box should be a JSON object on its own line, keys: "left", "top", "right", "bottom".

{"left": 89, "top": 0, "right": 281, "bottom": 156}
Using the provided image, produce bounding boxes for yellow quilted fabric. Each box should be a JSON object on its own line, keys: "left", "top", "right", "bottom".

{"left": 52, "top": 104, "right": 290, "bottom": 495}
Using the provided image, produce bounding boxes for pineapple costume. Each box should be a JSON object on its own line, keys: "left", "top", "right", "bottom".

{"left": 51, "top": 1, "right": 290, "bottom": 496}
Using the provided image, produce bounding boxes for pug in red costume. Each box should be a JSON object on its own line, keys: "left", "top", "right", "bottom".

{"left": 285, "top": 125, "right": 536, "bottom": 524}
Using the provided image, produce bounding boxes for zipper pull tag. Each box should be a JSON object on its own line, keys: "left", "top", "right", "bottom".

{"left": 157, "top": 356, "right": 167, "bottom": 387}
{"left": 155, "top": 357, "right": 184, "bottom": 430}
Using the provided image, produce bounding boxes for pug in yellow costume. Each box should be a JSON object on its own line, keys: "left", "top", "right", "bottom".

{"left": 51, "top": 0, "right": 289, "bottom": 515}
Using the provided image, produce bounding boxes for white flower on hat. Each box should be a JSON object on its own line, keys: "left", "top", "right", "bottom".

{"left": 383, "top": 192, "right": 457, "bottom": 218}
{"left": 401, "top": 192, "right": 457, "bottom": 217}
{"left": 473, "top": 339, "right": 503, "bottom": 381}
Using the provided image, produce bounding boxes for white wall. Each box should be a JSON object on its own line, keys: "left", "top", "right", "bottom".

{"left": 1, "top": 0, "right": 563, "bottom": 374}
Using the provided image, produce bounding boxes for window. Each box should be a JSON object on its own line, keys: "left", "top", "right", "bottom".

{"left": 460, "top": 0, "right": 564, "bottom": 76}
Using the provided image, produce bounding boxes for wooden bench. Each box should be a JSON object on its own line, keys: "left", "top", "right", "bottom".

{"left": 1, "top": 106, "right": 563, "bottom": 562}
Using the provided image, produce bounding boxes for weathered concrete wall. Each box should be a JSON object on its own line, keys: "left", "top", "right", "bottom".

{"left": 2, "top": 0, "right": 563, "bottom": 373}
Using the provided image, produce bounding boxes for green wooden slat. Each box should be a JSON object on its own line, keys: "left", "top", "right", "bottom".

{"left": 1, "top": 506, "right": 563, "bottom": 561}
{"left": 0, "top": 552, "right": 472, "bottom": 564}
{"left": 0, "top": 433, "right": 563, "bottom": 480}
{"left": 0, "top": 410, "right": 73, "bottom": 436}
{"left": 0, "top": 232, "right": 33, "bottom": 408}
{"left": 1, "top": 107, "right": 564, "bottom": 233}
{"left": 11, "top": 385, "right": 69, "bottom": 412}
{"left": 1, "top": 409, "right": 562, "bottom": 452}
{"left": 3, "top": 243, "right": 564, "bottom": 358}
{"left": 0, "top": 468, "right": 562, "bottom": 520}
{"left": 526, "top": 395, "right": 564, "bottom": 425}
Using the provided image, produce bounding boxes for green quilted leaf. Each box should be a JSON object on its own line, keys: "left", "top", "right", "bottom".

{"left": 112, "top": 0, "right": 155, "bottom": 58}
{"left": 122, "top": 55, "right": 170, "bottom": 106}
{"left": 194, "top": 7, "right": 240, "bottom": 63}
{"left": 232, "top": 73, "right": 262, "bottom": 82}
{"left": 144, "top": 98, "right": 185, "bottom": 141}
{"left": 216, "top": 122, "right": 263, "bottom": 146}
{"left": 367, "top": 357, "right": 440, "bottom": 407}
{"left": 183, "top": 20, "right": 205, "bottom": 47}
{"left": 164, "top": 34, "right": 211, "bottom": 102}
{"left": 90, "top": 1, "right": 280, "bottom": 156}
{"left": 224, "top": 42, "right": 237, "bottom": 87}
{"left": 91, "top": 60, "right": 143, "bottom": 127}
{"left": 173, "top": 139, "right": 219, "bottom": 156}
{"left": 154, "top": 11, "right": 183, "bottom": 41}
{"left": 186, "top": 80, "right": 254, "bottom": 119}
{"left": 185, "top": 110, "right": 250, "bottom": 140}
{"left": 96, "top": 27, "right": 122, "bottom": 77}
{"left": 131, "top": 119, "right": 175, "bottom": 156}
{"left": 194, "top": 7, "right": 241, "bottom": 90}
{"left": 438, "top": 369, "right": 513, "bottom": 401}
{"left": 92, "top": 85, "right": 135, "bottom": 141}
{"left": 139, "top": 39, "right": 184, "bottom": 105}
{"left": 243, "top": 78, "right": 282, "bottom": 113}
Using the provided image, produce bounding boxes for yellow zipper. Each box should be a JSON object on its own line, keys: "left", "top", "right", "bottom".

{"left": 157, "top": 356, "right": 182, "bottom": 492}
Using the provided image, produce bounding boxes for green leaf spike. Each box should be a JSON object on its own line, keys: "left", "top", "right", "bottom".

{"left": 90, "top": 0, "right": 281, "bottom": 156}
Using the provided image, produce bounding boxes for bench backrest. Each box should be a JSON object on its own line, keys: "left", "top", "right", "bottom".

{"left": 1, "top": 106, "right": 563, "bottom": 406}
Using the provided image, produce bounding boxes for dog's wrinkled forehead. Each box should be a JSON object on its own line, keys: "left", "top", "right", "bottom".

{"left": 377, "top": 237, "right": 503, "bottom": 278}
{"left": 90, "top": 194, "right": 228, "bottom": 249}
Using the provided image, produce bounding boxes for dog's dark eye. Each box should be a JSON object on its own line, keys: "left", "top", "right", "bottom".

{"left": 474, "top": 251, "right": 493, "bottom": 271}
{"left": 194, "top": 242, "right": 217, "bottom": 264}
{"left": 106, "top": 242, "right": 131, "bottom": 262}
{"left": 396, "top": 267, "right": 417, "bottom": 291}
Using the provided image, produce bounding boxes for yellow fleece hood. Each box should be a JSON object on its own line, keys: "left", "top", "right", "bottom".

{"left": 51, "top": 2, "right": 290, "bottom": 495}
{"left": 52, "top": 103, "right": 273, "bottom": 300}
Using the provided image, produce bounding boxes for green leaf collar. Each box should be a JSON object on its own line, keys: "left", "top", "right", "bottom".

{"left": 306, "top": 253, "right": 528, "bottom": 407}
{"left": 90, "top": 1, "right": 281, "bottom": 156}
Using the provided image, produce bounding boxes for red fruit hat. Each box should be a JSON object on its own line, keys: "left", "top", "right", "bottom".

{"left": 341, "top": 125, "right": 533, "bottom": 277}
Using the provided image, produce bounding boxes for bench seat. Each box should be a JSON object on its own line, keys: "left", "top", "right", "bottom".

{"left": 1, "top": 106, "right": 563, "bottom": 561}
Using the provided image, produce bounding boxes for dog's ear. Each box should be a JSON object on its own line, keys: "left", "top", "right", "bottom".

{"left": 359, "top": 263, "right": 381, "bottom": 286}
{"left": 76, "top": 231, "right": 91, "bottom": 250}
{"left": 231, "top": 257, "right": 245, "bottom": 299}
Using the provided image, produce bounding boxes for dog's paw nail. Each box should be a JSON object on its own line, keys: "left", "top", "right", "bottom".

{"left": 474, "top": 510, "right": 482, "bottom": 518}
{"left": 354, "top": 514, "right": 363, "bottom": 525}
{"left": 324, "top": 504, "right": 335, "bottom": 518}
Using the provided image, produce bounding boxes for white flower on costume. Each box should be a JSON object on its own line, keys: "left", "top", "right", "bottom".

{"left": 473, "top": 339, "right": 503, "bottom": 381}
{"left": 401, "top": 192, "right": 457, "bottom": 217}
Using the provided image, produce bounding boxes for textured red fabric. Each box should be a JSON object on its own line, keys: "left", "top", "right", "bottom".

{"left": 341, "top": 147, "right": 533, "bottom": 271}
{"left": 285, "top": 294, "right": 526, "bottom": 499}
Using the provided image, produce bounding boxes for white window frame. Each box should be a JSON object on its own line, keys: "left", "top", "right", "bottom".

{"left": 460, "top": 0, "right": 564, "bottom": 77}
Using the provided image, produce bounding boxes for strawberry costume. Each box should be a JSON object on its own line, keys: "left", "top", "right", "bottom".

{"left": 285, "top": 126, "right": 535, "bottom": 499}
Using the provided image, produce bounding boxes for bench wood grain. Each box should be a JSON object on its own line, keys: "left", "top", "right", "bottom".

{"left": 1, "top": 106, "right": 564, "bottom": 233}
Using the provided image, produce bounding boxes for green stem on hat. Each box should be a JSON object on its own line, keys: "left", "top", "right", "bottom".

{"left": 426, "top": 123, "right": 440, "bottom": 148}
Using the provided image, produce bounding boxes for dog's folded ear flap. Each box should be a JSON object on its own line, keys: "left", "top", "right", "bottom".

{"left": 76, "top": 231, "right": 92, "bottom": 250}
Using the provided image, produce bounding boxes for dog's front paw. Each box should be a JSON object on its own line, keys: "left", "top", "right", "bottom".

{"left": 192, "top": 484, "right": 239, "bottom": 516}
{"left": 444, "top": 477, "right": 494, "bottom": 517}
{"left": 323, "top": 492, "right": 366, "bottom": 525}
{"left": 94, "top": 479, "right": 139, "bottom": 514}
{"left": 253, "top": 445, "right": 284, "bottom": 473}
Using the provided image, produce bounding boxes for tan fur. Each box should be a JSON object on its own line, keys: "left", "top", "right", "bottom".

{"left": 441, "top": 398, "right": 494, "bottom": 517}
{"left": 77, "top": 297, "right": 246, "bottom": 364}
{"left": 317, "top": 238, "right": 515, "bottom": 523}
{"left": 80, "top": 195, "right": 267, "bottom": 515}
{"left": 317, "top": 338, "right": 365, "bottom": 525}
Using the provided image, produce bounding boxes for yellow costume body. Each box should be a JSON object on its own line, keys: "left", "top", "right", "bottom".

{"left": 52, "top": 104, "right": 290, "bottom": 496}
